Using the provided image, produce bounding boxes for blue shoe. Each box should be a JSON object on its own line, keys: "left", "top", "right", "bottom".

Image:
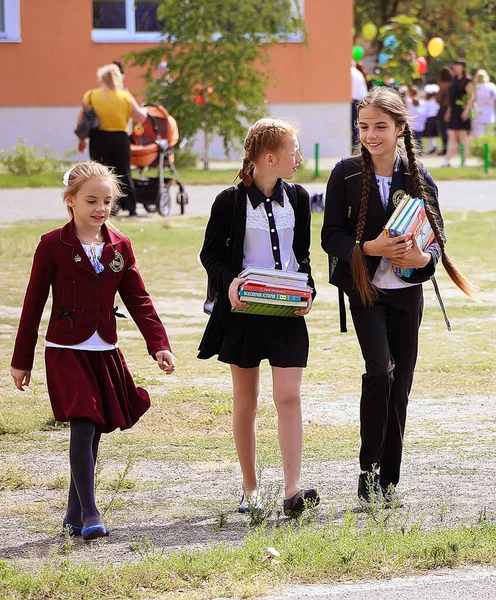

{"left": 81, "top": 524, "right": 110, "bottom": 541}
{"left": 62, "top": 518, "right": 82, "bottom": 537}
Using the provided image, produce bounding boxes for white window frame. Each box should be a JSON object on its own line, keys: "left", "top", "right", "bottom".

{"left": 92, "top": 0, "right": 166, "bottom": 43}
{"left": 0, "top": 0, "right": 21, "bottom": 43}
{"left": 92, "top": 0, "right": 304, "bottom": 44}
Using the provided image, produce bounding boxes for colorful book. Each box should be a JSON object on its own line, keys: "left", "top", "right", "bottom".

{"left": 232, "top": 302, "right": 302, "bottom": 317}
{"left": 390, "top": 197, "right": 422, "bottom": 237}
{"left": 240, "top": 290, "right": 304, "bottom": 302}
{"left": 238, "top": 296, "right": 306, "bottom": 308}
{"left": 384, "top": 195, "right": 409, "bottom": 238}
{"left": 241, "top": 283, "right": 312, "bottom": 299}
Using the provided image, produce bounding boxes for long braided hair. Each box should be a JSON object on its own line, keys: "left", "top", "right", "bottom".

{"left": 350, "top": 86, "right": 477, "bottom": 305}
{"left": 235, "top": 118, "right": 298, "bottom": 185}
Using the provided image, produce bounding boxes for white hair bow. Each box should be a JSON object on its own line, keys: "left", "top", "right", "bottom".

{"left": 63, "top": 167, "right": 74, "bottom": 187}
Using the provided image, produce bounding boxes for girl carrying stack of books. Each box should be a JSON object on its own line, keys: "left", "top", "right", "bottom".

{"left": 198, "top": 118, "right": 320, "bottom": 517}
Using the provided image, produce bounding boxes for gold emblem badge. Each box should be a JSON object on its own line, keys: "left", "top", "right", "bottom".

{"left": 109, "top": 251, "right": 124, "bottom": 273}
{"left": 392, "top": 190, "right": 406, "bottom": 207}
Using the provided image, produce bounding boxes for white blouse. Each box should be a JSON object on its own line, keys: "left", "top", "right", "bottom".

{"left": 242, "top": 189, "right": 299, "bottom": 272}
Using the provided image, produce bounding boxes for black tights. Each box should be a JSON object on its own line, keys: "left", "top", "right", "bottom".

{"left": 66, "top": 418, "right": 102, "bottom": 528}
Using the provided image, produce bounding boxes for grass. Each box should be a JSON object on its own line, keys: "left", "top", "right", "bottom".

{"left": 0, "top": 516, "right": 495, "bottom": 599}
{"left": 0, "top": 211, "right": 495, "bottom": 596}
{"left": 0, "top": 164, "right": 495, "bottom": 188}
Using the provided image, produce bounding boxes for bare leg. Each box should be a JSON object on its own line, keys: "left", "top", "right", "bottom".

{"left": 272, "top": 367, "right": 303, "bottom": 500}
{"left": 444, "top": 129, "right": 458, "bottom": 163}
{"left": 231, "top": 365, "right": 259, "bottom": 496}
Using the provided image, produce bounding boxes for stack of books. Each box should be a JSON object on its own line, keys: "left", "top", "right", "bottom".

{"left": 232, "top": 267, "right": 311, "bottom": 317}
{"left": 384, "top": 195, "right": 435, "bottom": 278}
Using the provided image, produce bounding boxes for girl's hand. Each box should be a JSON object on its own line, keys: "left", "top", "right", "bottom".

{"left": 295, "top": 294, "right": 312, "bottom": 316}
{"left": 78, "top": 140, "right": 87, "bottom": 153}
{"left": 11, "top": 367, "right": 31, "bottom": 391}
{"left": 391, "top": 236, "right": 431, "bottom": 269}
{"left": 228, "top": 277, "right": 249, "bottom": 308}
{"left": 156, "top": 350, "right": 175, "bottom": 374}
{"left": 461, "top": 110, "right": 469, "bottom": 122}
{"left": 363, "top": 232, "right": 413, "bottom": 260}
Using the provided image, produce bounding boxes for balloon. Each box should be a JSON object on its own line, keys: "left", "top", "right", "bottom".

{"left": 362, "top": 22, "right": 377, "bottom": 41}
{"left": 416, "top": 56, "right": 428, "bottom": 75}
{"left": 427, "top": 37, "right": 445, "bottom": 58}
{"left": 378, "top": 53, "right": 391, "bottom": 66}
{"left": 352, "top": 45, "right": 364, "bottom": 61}
{"left": 383, "top": 35, "right": 398, "bottom": 50}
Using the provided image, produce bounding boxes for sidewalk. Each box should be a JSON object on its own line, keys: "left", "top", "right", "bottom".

{"left": 0, "top": 178, "right": 495, "bottom": 223}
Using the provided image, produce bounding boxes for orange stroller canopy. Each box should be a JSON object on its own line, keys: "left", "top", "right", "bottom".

{"left": 130, "top": 104, "right": 179, "bottom": 168}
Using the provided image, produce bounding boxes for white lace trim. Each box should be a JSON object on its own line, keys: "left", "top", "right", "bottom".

{"left": 245, "top": 191, "right": 295, "bottom": 231}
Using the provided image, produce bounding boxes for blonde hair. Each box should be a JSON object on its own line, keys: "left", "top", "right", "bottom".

{"left": 62, "top": 161, "right": 124, "bottom": 219}
{"left": 97, "top": 63, "right": 123, "bottom": 91}
{"left": 236, "top": 118, "right": 299, "bottom": 186}
{"left": 474, "top": 69, "right": 490, "bottom": 84}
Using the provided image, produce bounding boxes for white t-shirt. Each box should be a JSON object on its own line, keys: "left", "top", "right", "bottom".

{"left": 351, "top": 66, "right": 368, "bottom": 101}
{"left": 424, "top": 98, "right": 440, "bottom": 119}
{"left": 407, "top": 100, "right": 426, "bottom": 133}
{"left": 474, "top": 82, "right": 496, "bottom": 123}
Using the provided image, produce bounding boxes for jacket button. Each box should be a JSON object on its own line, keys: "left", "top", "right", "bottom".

{"left": 95, "top": 312, "right": 100, "bottom": 317}
{"left": 93, "top": 278, "right": 99, "bottom": 285}
{"left": 94, "top": 295, "right": 100, "bottom": 301}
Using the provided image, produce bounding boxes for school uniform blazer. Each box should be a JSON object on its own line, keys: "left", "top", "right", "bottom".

{"left": 321, "top": 155, "right": 443, "bottom": 295}
{"left": 11, "top": 220, "right": 171, "bottom": 371}
{"left": 198, "top": 182, "right": 313, "bottom": 359}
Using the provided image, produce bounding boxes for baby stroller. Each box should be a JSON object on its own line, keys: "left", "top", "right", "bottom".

{"left": 128, "top": 104, "right": 188, "bottom": 216}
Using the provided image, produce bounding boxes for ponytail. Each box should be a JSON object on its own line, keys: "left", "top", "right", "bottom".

{"left": 403, "top": 123, "right": 478, "bottom": 299}
{"left": 350, "top": 146, "right": 378, "bottom": 305}
{"left": 235, "top": 157, "right": 254, "bottom": 186}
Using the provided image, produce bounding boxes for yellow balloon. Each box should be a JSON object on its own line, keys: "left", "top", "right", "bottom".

{"left": 362, "top": 22, "right": 377, "bottom": 42}
{"left": 427, "top": 37, "right": 444, "bottom": 58}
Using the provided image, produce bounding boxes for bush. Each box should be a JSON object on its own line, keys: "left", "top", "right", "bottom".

{"left": 0, "top": 138, "right": 60, "bottom": 175}
{"left": 472, "top": 124, "right": 496, "bottom": 167}
{"left": 173, "top": 143, "right": 199, "bottom": 169}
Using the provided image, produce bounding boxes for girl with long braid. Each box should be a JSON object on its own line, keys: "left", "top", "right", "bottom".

{"left": 321, "top": 87, "right": 475, "bottom": 506}
{"left": 199, "top": 118, "right": 320, "bottom": 517}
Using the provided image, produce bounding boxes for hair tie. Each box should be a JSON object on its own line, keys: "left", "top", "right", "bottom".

{"left": 355, "top": 240, "right": 361, "bottom": 244}
{"left": 63, "top": 167, "right": 74, "bottom": 187}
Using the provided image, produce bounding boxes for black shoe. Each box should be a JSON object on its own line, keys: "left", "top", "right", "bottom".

{"left": 427, "top": 148, "right": 437, "bottom": 155}
{"left": 381, "top": 484, "right": 404, "bottom": 508}
{"left": 283, "top": 488, "right": 320, "bottom": 517}
{"left": 437, "top": 150, "right": 447, "bottom": 156}
{"left": 358, "top": 472, "right": 382, "bottom": 504}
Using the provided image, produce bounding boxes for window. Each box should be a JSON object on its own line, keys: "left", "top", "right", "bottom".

{"left": 92, "top": 0, "right": 165, "bottom": 42}
{"left": 0, "top": 0, "right": 21, "bottom": 42}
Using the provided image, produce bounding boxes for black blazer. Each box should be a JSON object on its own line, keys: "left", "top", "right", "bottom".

{"left": 198, "top": 182, "right": 312, "bottom": 359}
{"left": 321, "top": 155, "right": 443, "bottom": 295}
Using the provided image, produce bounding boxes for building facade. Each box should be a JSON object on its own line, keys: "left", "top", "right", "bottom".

{"left": 0, "top": 0, "right": 353, "bottom": 159}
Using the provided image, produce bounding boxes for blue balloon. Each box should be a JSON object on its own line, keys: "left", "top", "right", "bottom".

{"left": 383, "top": 35, "right": 398, "bottom": 50}
{"left": 378, "top": 53, "right": 391, "bottom": 65}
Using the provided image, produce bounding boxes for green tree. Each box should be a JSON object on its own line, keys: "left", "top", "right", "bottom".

{"left": 128, "top": 0, "right": 304, "bottom": 168}
{"left": 355, "top": 0, "right": 496, "bottom": 81}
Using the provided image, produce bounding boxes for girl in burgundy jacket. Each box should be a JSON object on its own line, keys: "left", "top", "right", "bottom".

{"left": 11, "top": 161, "right": 175, "bottom": 540}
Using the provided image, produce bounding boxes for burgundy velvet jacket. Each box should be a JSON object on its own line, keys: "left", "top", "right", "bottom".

{"left": 11, "top": 220, "right": 171, "bottom": 371}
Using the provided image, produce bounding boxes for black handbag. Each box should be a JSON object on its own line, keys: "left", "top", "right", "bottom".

{"left": 74, "top": 92, "right": 100, "bottom": 140}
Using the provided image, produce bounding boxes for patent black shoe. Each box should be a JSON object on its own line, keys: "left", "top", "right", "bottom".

{"left": 358, "top": 472, "right": 382, "bottom": 504}
{"left": 283, "top": 488, "right": 320, "bottom": 517}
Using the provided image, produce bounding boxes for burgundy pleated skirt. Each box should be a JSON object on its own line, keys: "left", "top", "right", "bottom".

{"left": 45, "top": 347, "right": 150, "bottom": 434}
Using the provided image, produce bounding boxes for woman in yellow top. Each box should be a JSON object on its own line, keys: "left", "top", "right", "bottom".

{"left": 77, "top": 63, "right": 147, "bottom": 216}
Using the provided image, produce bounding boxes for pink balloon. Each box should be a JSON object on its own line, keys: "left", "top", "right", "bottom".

{"left": 417, "top": 57, "right": 428, "bottom": 75}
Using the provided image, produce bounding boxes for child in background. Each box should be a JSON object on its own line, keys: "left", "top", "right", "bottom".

{"left": 11, "top": 161, "right": 175, "bottom": 540}
{"left": 406, "top": 85, "right": 426, "bottom": 151}
{"left": 198, "top": 118, "right": 320, "bottom": 517}
{"left": 423, "top": 84, "right": 441, "bottom": 154}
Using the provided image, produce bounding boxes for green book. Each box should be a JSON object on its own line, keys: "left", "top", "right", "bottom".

{"left": 232, "top": 302, "right": 301, "bottom": 318}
